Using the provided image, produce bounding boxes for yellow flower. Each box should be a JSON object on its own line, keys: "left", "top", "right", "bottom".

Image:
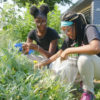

{"left": 33, "top": 60, "right": 38, "bottom": 64}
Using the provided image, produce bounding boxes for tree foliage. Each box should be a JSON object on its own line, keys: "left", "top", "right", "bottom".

{"left": 0, "top": 2, "right": 61, "bottom": 42}
{"left": 13, "top": 0, "right": 72, "bottom": 10}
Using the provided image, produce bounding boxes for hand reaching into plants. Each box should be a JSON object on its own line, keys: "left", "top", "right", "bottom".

{"left": 34, "top": 63, "right": 41, "bottom": 69}
{"left": 25, "top": 43, "right": 38, "bottom": 50}
{"left": 22, "top": 43, "right": 39, "bottom": 54}
{"left": 34, "top": 60, "right": 47, "bottom": 69}
{"left": 60, "top": 49, "right": 69, "bottom": 61}
{"left": 34, "top": 57, "right": 52, "bottom": 69}
{"left": 22, "top": 43, "right": 29, "bottom": 54}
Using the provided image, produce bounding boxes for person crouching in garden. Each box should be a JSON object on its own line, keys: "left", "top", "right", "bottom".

{"left": 35, "top": 12, "right": 100, "bottom": 100}
{"left": 22, "top": 4, "right": 60, "bottom": 58}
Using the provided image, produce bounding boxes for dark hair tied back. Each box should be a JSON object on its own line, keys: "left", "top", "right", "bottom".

{"left": 30, "top": 5, "right": 39, "bottom": 18}
{"left": 62, "top": 12, "right": 88, "bottom": 46}
{"left": 62, "top": 12, "right": 87, "bottom": 25}
{"left": 39, "top": 4, "right": 49, "bottom": 16}
{"left": 62, "top": 12, "right": 79, "bottom": 22}
{"left": 30, "top": 4, "right": 49, "bottom": 18}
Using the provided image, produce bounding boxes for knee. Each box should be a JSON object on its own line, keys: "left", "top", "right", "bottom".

{"left": 77, "top": 54, "right": 92, "bottom": 69}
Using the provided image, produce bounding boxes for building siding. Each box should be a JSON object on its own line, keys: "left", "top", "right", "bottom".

{"left": 93, "top": 0, "right": 100, "bottom": 31}
{"left": 66, "top": 0, "right": 100, "bottom": 32}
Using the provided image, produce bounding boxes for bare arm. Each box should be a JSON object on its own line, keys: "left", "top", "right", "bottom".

{"left": 61, "top": 40, "right": 100, "bottom": 59}
{"left": 37, "top": 39, "right": 58, "bottom": 58}
{"left": 24, "top": 38, "right": 58, "bottom": 58}
{"left": 35, "top": 50, "right": 63, "bottom": 68}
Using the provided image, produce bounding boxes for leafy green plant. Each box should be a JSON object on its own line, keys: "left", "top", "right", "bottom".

{"left": 47, "top": 5, "right": 61, "bottom": 33}
{"left": 0, "top": 44, "right": 74, "bottom": 100}
{"left": 13, "top": 0, "right": 72, "bottom": 10}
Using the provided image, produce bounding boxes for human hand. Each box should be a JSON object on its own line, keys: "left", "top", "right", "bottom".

{"left": 25, "top": 43, "right": 38, "bottom": 51}
{"left": 22, "top": 43, "right": 29, "bottom": 54}
{"left": 34, "top": 63, "right": 43, "bottom": 69}
{"left": 60, "top": 50, "right": 69, "bottom": 61}
{"left": 23, "top": 43, "right": 38, "bottom": 51}
{"left": 34, "top": 60, "right": 47, "bottom": 69}
{"left": 27, "top": 43, "right": 36, "bottom": 49}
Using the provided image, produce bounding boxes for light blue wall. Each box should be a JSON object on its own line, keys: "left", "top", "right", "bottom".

{"left": 93, "top": 0, "right": 100, "bottom": 32}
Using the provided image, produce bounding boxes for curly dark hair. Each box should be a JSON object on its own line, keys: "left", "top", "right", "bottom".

{"left": 30, "top": 4, "right": 49, "bottom": 18}
{"left": 40, "top": 4, "right": 49, "bottom": 16}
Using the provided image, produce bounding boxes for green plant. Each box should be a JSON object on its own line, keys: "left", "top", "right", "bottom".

{"left": 0, "top": 44, "right": 74, "bottom": 100}
{"left": 13, "top": 0, "right": 72, "bottom": 10}
{"left": 47, "top": 4, "right": 61, "bottom": 33}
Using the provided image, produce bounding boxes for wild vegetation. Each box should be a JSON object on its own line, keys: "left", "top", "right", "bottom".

{"left": 0, "top": 2, "right": 100, "bottom": 100}
{"left": 0, "top": 45, "right": 74, "bottom": 100}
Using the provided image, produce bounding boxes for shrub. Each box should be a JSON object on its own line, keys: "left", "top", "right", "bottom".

{"left": 0, "top": 45, "right": 74, "bottom": 100}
